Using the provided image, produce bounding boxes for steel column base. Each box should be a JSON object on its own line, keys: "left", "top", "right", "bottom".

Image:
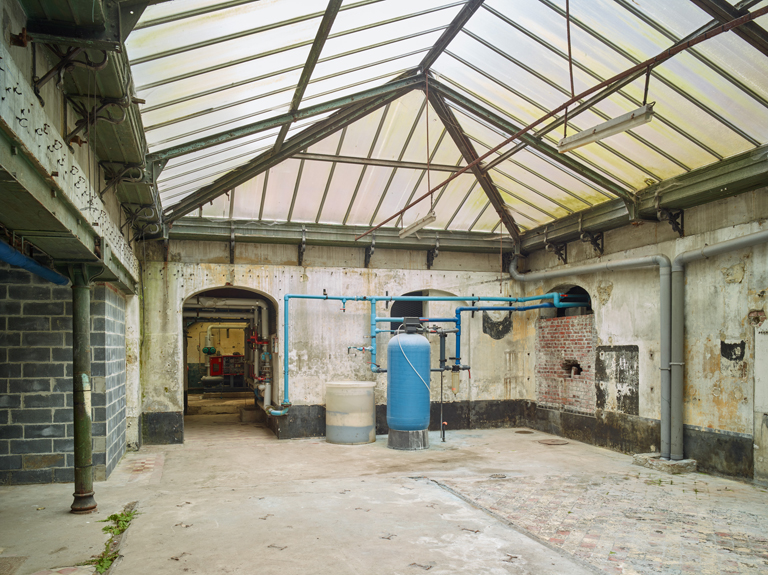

{"left": 71, "top": 490, "right": 97, "bottom": 514}
{"left": 387, "top": 429, "right": 429, "bottom": 450}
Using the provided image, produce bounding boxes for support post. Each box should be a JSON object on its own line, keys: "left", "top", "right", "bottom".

{"left": 64, "top": 264, "right": 103, "bottom": 514}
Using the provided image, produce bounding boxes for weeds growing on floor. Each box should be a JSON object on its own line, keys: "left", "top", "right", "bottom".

{"left": 81, "top": 506, "right": 139, "bottom": 574}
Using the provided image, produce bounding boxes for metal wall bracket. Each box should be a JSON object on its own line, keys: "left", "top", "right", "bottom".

{"left": 33, "top": 46, "right": 108, "bottom": 107}
{"left": 100, "top": 161, "right": 144, "bottom": 199}
{"left": 55, "top": 262, "right": 106, "bottom": 285}
{"left": 658, "top": 208, "right": 684, "bottom": 237}
{"left": 364, "top": 235, "right": 375, "bottom": 268}
{"left": 580, "top": 231, "right": 604, "bottom": 256}
{"left": 545, "top": 242, "right": 567, "bottom": 265}
{"left": 298, "top": 227, "right": 306, "bottom": 266}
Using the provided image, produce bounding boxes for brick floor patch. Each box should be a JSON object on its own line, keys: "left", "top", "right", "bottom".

{"left": 439, "top": 472, "right": 768, "bottom": 575}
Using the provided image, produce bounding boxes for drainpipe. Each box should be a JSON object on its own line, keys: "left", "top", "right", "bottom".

{"left": 670, "top": 228, "right": 768, "bottom": 460}
{"left": 0, "top": 240, "right": 69, "bottom": 285}
{"left": 509, "top": 254, "right": 672, "bottom": 459}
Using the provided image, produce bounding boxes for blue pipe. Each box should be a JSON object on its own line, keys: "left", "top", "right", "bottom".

{"left": 282, "top": 292, "right": 591, "bottom": 415}
{"left": 0, "top": 241, "right": 69, "bottom": 285}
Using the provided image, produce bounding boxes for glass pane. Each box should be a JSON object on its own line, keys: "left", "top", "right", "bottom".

{"left": 345, "top": 166, "right": 398, "bottom": 225}
{"left": 370, "top": 168, "right": 430, "bottom": 227}
{"left": 289, "top": 160, "right": 335, "bottom": 223}
{"left": 318, "top": 163, "right": 366, "bottom": 223}
{"left": 233, "top": 172, "right": 267, "bottom": 220}
{"left": 201, "top": 193, "right": 230, "bottom": 219}
{"left": 261, "top": 159, "right": 302, "bottom": 221}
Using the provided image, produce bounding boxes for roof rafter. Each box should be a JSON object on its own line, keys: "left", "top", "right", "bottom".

{"left": 146, "top": 74, "right": 424, "bottom": 164}
{"left": 431, "top": 79, "right": 635, "bottom": 204}
{"left": 273, "top": 0, "right": 343, "bottom": 155}
{"left": 419, "top": 0, "right": 484, "bottom": 71}
{"left": 688, "top": 0, "right": 768, "bottom": 57}
{"left": 164, "top": 81, "right": 422, "bottom": 221}
{"left": 427, "top": 88, "right": 521, "bottom": 241}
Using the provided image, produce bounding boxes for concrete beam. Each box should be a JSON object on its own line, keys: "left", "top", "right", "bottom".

{"left": 0, "top": 42, "right": 138, "bottom": 290}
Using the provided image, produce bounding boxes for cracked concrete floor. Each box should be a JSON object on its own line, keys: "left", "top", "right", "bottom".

{"left": 2, "top": 414, "right": 768, "bottom": 575}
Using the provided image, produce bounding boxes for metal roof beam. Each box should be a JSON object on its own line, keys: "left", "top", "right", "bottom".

{"left": 146, "top": 74, "right": 423, "bottom": 164}
{"left": 168, "top": 219, "right": 506, "bottom": 253}
{"left": 519, "top": 143, "right": 768, "bottom": 253}
{"left": 419, "top": 0, "right": 484, "bottom": 71}
{"left": 432, "top": 79, "right": 636, "bottom": 204}
{"left": 427, "top": 89, "right": 521, "bottom": 241}
{"left": 164, "top": 85, "right": 417, "bottom": 222}
{"left": 689, "top": 0, "right": 768, "bottom": 57}
{"left": 291, "top": 152, "right": 461, "bottom": 172}
{"left": 273, "top": 0, "right": 343, "bottom": 154}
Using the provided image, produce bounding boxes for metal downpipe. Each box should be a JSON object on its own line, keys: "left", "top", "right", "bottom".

{"left": 71, "top": 270, "right": 96, "bottom": 514}
{"left": 670, "top": 227, "right": 768, "bottom": 460}
{"left": 509, "top": 254, "right": 672, "bottom": 459}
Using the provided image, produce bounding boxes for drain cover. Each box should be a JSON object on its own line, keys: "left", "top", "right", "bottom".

{"left": 538, "top": 439, "right": 569, "bottom": 445}
{"left": 490, "top": 474, "right": 507, "bottom": 479}
{"left": 515, "top": 430, "right": 534, "bottom": 434}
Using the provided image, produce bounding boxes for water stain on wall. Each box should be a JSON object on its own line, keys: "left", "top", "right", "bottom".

{"left": 595, "top": 345, "right": 639, "bottom": 416}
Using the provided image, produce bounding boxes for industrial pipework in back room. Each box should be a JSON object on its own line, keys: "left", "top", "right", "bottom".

{"left": 273, "top": 292, "right": 590, "bottom": 418}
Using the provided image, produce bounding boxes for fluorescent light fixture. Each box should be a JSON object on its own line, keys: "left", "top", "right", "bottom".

{"left": 399, "top": 211, "right": 437, "bottom": 239}
{"left": 557, "top": 103, "right": 655, "bottom": 153}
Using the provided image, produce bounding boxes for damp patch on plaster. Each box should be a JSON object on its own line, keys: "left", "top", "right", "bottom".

{"left": 482, "top": 311, "right": 512, "bottom": 340}
{"left": 595, "top": 346, "right": 639, "bottom": 416}
{"left": 596, "top": 281, "right": 613, "bottom": 305}
{"left": 722, "top": 261, "right": 745, "bottom": 284}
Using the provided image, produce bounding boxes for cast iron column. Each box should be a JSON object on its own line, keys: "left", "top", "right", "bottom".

{"left": 70, "top": 265, "right": 97, "bottom": 513}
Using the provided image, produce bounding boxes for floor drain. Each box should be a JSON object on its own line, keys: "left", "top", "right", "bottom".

{"left": 538, "top": 439, "right": 569, "bottom": 445}
{"left": 515, "top": 430, "right": 534, "bottom": 434}
{"left": 490, "top": 474, "right": 507, "bottom": 479}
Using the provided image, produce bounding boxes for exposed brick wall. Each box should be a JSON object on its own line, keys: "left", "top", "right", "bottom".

{"left": 0, "top": 263, "right": 127, "bottom": 484}
{"left": 535, "top": 315, "right": 597, "bottom": 415}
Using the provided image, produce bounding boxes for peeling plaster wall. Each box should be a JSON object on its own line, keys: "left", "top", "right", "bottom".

{"left": 139, "top": 241, "right": 519, "bottom": 425}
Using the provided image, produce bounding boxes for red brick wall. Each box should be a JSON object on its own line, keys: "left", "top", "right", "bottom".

{"left": 535, "top": 315, "right": 596, "bottom": 414}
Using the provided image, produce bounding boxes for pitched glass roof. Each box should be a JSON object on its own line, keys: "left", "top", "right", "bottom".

{"left": 126, "top": 0, "right": 768, "bottom": 237}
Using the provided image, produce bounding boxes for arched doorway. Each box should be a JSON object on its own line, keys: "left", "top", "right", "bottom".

{"left": 182, "top": 287, "right": 277, "bottom": 423}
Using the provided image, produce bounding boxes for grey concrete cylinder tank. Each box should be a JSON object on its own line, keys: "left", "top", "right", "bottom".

{"left": 325, "top": 381, "right": 376, "bottom": 445}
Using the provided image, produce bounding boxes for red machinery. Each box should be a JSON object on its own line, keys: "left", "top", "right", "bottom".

{"left": 209, "top": 355, "right": 245, "bottom": 377}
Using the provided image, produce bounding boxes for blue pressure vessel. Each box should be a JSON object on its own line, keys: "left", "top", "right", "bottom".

{"left": 387, "top": 333, "right": 431, "bottom": 431}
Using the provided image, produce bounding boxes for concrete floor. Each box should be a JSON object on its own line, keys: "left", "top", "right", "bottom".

{"left": 2, "top": 411, "right": 768, "bottom": 575}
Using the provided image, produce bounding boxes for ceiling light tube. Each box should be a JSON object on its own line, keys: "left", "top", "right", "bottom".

{"left": 399, "top": 211, "right": 437, "bottom": 239}
{"left": 557, "top": 103, "right": 655, "bottom": 153}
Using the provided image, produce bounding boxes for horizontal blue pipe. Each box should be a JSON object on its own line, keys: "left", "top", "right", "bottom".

{"left": 283, "top": 292, "right": 592, "bottom": 410}
{"left": 0, "top": 241, "right": 68, "bottom": 285}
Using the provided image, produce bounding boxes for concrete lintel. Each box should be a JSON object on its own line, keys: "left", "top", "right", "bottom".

{"left": 0, "top": 41, "right": 140, "bottom": 284}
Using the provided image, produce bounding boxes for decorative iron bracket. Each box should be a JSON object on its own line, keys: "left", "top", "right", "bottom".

{"left": 100, "top": 161, "right": 144, "bottom": 199}
{"left": 364, "top": 234, "right": 375, "bottom": 268}
{"left": 580, "top": 231, "right": 604, "bottom": 256}
{"left": 658, "top": 208, "right": 684, "bottom": 237}
{"left": 33, "top": 46, "right": 108, "bottom": 107}
{"left": 298, "top": 226, "right": 306, "bottom": 266}
{"left": 545, "top": 242, "right": 567, "bottom": 265}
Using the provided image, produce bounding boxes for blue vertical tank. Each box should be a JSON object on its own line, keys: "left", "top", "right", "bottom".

{"left": 387, "top": 333, "right": 431, "bottom": 431}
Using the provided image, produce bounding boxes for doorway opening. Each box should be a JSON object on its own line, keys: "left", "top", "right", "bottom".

{"left": 182, "top": 287, "right": 276, "bottom": 421}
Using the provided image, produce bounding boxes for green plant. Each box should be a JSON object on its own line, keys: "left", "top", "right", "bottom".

{"left": 81, "top": 507, "right": 139, "bottom": 573}
{"left": 99, "top": 510, "right": 138, "bottom": 536}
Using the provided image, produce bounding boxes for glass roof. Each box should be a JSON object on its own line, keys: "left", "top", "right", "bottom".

{"left": 126, "top": 0, "right": 768, "bottom": 236}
